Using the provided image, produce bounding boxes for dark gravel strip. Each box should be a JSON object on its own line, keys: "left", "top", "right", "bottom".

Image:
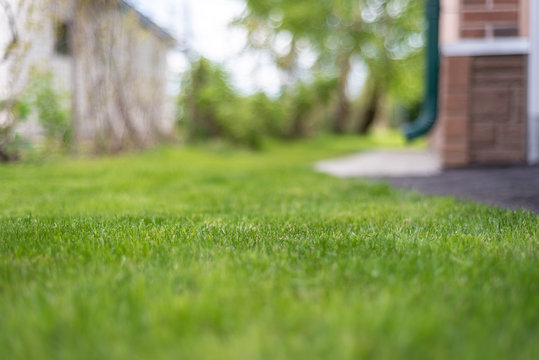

{"left": 383, "top": 166, "right": 539, "bottom": 213}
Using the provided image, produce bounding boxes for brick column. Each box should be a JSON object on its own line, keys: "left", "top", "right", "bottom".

{"left": 434, "top": 50, "right": 528, "bottom": 167}
{"left": 436, "top": 56, "right": 471, "bottom": 167}
{"left": 468, "top": 55, "right": 527, "bottom": 164}
{"left": 432, "top": 0, "right": 530, "bottom": 167}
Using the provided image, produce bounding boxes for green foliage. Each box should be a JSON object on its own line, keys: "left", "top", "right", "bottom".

{"left": 247, "top": 92, "right": 286, "bottom": 137}
{"left": 178, "top": 58, "right": 263, "bottom": 148}
{"left": 177, "top": 57, "right": 341, "bottom": 145}
{"left": 0, "top": 127, "right": 27, "bottom": 161}
{"left": 238, "top": 0, "right": 427, "bottom": 131}
{"left": 10, "top": 98, "right": 32, "bottom": 121}
{"left": 0, "top": 136, "right": 537, "bottom": 359}
{"left": 180, "top": 1, "right": 428, "bottom": 143}
{"left": 0, "top": 71, "right": 72, "bottom": 161}
{"left": 280, "top": 76, "right": 338, "bottom": 137}
{"left": 0, "top": 97, "right": 33, "bottom": 161}
{"left": 30, "top": 71, "right": 72, "bottom": 150}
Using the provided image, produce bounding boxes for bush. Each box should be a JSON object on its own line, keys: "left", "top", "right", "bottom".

{"left": 248, "top": 92, "right": 286, "bottom": 138}
{"left": 178, "top": 58, "right": 275, "bottom": 149}
{"left": 0, "top": 71, "right": 72, "bottom": 161}
{"left": 178, "top": 57, "right": 342, "bottom": 148}
{"left": 30, "top": 71, "right": 72, "bottom": 151}
{"left": 0, "top": 97, "right": 33, "bottom": 161}
{"left": 280, "top": 76, "right": 338, "bottom": 138}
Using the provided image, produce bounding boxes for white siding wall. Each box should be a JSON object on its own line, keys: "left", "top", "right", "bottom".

{"left": 73, "top": 2, "right": 173, "bottom": 150}
{"left": 2, "top": 0, "right": 174, "bottom": 149}
{"left": 0, "top": 0, "right": 56, "bottom": 139}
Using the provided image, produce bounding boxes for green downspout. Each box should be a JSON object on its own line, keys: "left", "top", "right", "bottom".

{"left": 403, "top": 0, "right": 441, "bottom": 140}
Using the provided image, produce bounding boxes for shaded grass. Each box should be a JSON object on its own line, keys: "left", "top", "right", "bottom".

{"left": 0, "top": 133, "right": 537, "bottom": 359}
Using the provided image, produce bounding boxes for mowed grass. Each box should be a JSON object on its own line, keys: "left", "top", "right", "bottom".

{"left": 0, "top": 134, "right": 537, "bottom": 359}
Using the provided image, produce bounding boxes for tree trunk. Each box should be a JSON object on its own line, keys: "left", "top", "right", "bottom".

{"left": 332, "top": 54, "right": 351, "bottom": 134}
{"left": 290, "top": 114, "right": 306, "bottom": 138}
{"left": 358, "top": 86, "right": 380, "bottom": 135}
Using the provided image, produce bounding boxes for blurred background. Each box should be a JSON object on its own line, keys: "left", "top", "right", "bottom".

{"left": 1, "top": 0, "right": 536, "bottom": 168}
{"left": 0, "top": 0, "right": 426, "bottom": 160}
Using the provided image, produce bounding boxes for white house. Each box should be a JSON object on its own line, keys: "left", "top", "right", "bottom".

{"left": 1, "top": 0, "right": 177, "bottom": 153}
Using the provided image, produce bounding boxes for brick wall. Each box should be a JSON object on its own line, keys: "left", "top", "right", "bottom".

{"left": 435, "top": 56, "right": 471, "bottom": 167}
{"left": 434, "top": 54, "right": 528, "bottom": 167}
{"left": 460, "top": 0, "right": 523, "bottom": 39}
{"left": 468, "top": 55, "right": 527, "bottom": 163}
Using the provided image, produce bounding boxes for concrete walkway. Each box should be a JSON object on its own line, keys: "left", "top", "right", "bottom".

{"left": 316, "top": 150, "right": 539, "bottom": 213}
{"left": 315, "top": 150, "right": 442, "bottom": 178}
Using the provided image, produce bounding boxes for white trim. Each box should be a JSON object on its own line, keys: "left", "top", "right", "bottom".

{"left": 528, "top": 1, "right": 539, "bottom": 164}
{"left": 442, "top": 38, "right": 530, "bottom": 57}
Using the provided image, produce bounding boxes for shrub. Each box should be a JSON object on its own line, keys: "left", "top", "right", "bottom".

{"left": 177, "top": 58, "right": 339, "bottom": 147}
{"left": 30, "top": 71, "right": 72, "bottom": 151}
{"left": 280, "top": 76, "right": 338, "bottom": 138}
{"left": 0, "top": 97, "right": 33, "bottom": 161}
{"left": 178, "top": 58, "right": 271, "bottom": 148}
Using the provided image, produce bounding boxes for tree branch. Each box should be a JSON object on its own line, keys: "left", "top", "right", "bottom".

{"left": 0, "top": 0, "right": 20, "bottom": 62}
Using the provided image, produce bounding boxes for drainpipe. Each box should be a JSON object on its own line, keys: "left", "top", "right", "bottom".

{"left": 403, "top": 0, "right": 440, "bottom": 140}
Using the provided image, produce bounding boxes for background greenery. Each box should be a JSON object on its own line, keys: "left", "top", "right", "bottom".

{"left": 176, "top": 0, "right": 426, "bottom": 148}
{"left": 3, "top": 0, "right": 427, "bottom": 157}
{"left": 0, "top": 70, "right": 72, "bottom": 160}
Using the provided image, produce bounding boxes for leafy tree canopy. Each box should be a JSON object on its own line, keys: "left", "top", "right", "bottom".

{"left": 238, "top": 0, "right": 426, "bottom": 105}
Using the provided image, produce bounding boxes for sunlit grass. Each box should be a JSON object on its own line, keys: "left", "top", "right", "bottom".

{"left": 0, "top": 133, "right": 537, "bottom": 359}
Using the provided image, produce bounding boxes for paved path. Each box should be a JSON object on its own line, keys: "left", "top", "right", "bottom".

{"left": 316, "top": 151, "right": 539, "bottom": 213}
{"left": 315, "top": 150, "right": 441, "bottom": 177}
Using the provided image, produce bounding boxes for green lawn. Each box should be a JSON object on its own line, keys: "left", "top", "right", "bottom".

{"left": 0, "top": 134, "right": 537, "bottom": 359}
